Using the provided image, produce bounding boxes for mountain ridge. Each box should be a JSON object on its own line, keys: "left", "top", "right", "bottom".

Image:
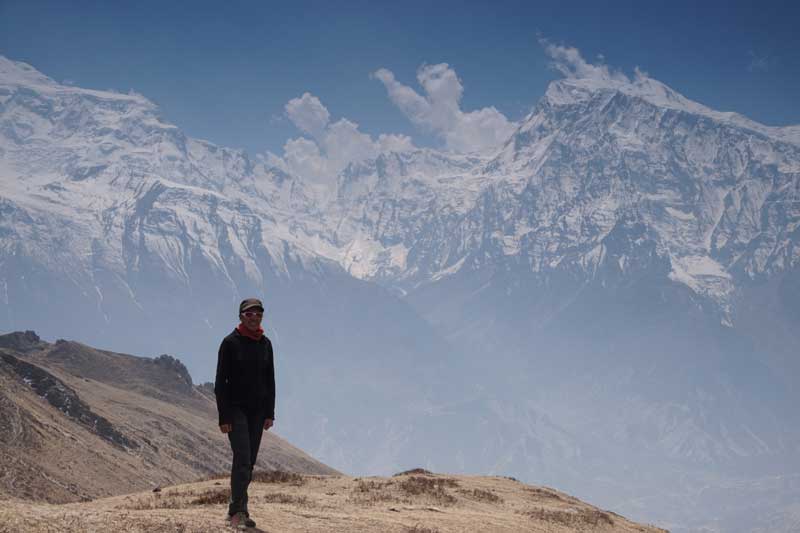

{"left": 2, "top": 54, "right": 800, "bottom": 533}
{"left": 3, "top": 53, "right": 799, "bottom": 314}
{"left": 0, "top": 330, "right": 336, "bottom": 504}
{"left": 539, "top": 75, "right": 800, "bottom": 146}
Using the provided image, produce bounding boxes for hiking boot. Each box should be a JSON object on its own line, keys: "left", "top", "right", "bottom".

{"left": 229, "top": 511, "right": 248, "bottom": 530}
{"left": 244, "top": 514, "right": 256, "bottom": 528}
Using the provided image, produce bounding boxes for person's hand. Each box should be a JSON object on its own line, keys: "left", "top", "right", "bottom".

{"left": 219, "top": 424, "right": 232, "bottom": 433}
{"left": 263, "top": 418, "right": 274, "bottom": 431}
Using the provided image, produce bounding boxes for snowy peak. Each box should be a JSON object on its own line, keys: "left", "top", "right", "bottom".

{"left": 0, "top": 56, "right": 60, "bottom": 89}
{"left": 541, "top": 74, "right": 800, "bottom": 147}
{"left": 0, "top": 54, "right": 336, "bottom": 310}
{"left": 0, "top": 55, "right": 151, "bottom": 109}
{"left": 435, "top": 72, "right": 800, "bottom": 319}
{"left": 542, "top": 75, "right": 695, "bottom": 112}
{"left": 0, "top": 54, "right": 317, "bottom": 202}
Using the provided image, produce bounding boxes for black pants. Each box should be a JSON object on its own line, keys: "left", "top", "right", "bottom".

{"left": 227, "top": 406, "right": 267, "bottom": 516}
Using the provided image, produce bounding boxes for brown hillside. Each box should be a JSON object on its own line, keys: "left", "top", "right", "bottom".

{"left": 0, "top": 331, "right": 336, "bottom": 504}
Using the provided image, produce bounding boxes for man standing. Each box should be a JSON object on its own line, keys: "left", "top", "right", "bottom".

{"left": 215, "top": 298, "right": 276, "bottom": 530}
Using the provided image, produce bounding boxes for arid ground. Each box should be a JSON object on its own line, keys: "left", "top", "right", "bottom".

{"left": 0, "top": 470, "right": 668, "bottom": 533}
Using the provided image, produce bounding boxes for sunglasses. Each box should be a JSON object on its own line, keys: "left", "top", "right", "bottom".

{"left": 242, "top": 311, "right": 263, "bottom": 318}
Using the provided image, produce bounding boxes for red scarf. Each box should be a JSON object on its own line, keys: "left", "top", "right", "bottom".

{"left": 237, "top": 323, "right": 264, "bottom": 341}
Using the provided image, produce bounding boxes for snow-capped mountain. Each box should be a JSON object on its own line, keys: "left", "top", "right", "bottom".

{"left": 325, "top": 74, "right": 800, "bottom": 314}
{"left": 2, "top": 55, "right": 799, "bottom": 533}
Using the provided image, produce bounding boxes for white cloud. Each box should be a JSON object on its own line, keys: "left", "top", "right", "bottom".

{"left": 377, "top": 133, "right": 415, "bottom": 153}
{"left": 263, "top": 151, "right": 289, "bottom": 173}
{"left": 285, "top": 93, "right": 330, "bottom": 138}
{"left": 269, "top": 94, "right": 415, "bottom": 184}
{"left": 321, "top": 118, "right": 379, "bottom": 171}
{"left": 373, "top": 64, "right": 516, "bottom": 153}
{"left": 540, "top": 39, "right": 629, "bottom": 83}
{"left": 282, "top": 137, "right": 328, "bottom": 181}
{"left": 372, "top": 68, "right": 432, "bottom": 126}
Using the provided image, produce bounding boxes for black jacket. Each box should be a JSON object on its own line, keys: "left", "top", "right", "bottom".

{"left": 214, "top": 329, "right": 276, "bottom": 425}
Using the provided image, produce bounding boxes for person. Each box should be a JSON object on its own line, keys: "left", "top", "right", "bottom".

{"left": 215, "top": 298, "right": 276, "bottom": 530}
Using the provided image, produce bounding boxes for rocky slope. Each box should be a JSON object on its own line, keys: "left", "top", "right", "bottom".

{"left": 0, "top": 331, "right": 336, "bottom": 504}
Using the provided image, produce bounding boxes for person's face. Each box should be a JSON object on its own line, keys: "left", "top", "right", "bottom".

{"left": 240, "top": 308, "right": 263, "bottom": 330}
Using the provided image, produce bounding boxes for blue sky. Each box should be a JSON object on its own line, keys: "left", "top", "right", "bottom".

{"left": 1, "top": 0, "right": 798, "bottom": 160}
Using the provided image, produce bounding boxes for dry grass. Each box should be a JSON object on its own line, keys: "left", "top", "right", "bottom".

{"left": 526, "top": 486, "right": 567, "bottom": 502}
{"left": 347, "top": 476, "right": 462, "bottom": 507}
{"left": 120, "top": 488, "right": 230, "bottom": 510}
{"left": 397, "top": 476, "right": 458, "bottom": 506}
{"left": 189, "top": 489, "right": 228, "bottom": 505}
{"left": 122, "top": 491, "right": 187, "bottom": 510}
{"left": 398, "top": 476, "right": 458, "bottom": 493}
{"left": 394, "top": 468, "right": 433, "bottom": 476}
{"left": 354, "top": 479, "right": 391, "bottom": 492}
{"left": 252, "top": 469, "right": 305, "bottom": 485}
{"left": 523, "top": 507, "right": 615, "bottom": 527}
{"left": 464, "top": 488, "right": 503, "bottom": 504}
{"left": 262, "top": 492, "right": 310, "bottom": 506}
{"left": 347, "top": 479, "right": 399, "bottom": 506}
{"left": 0, "top": 473, "right": 668, "bottom": 533}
